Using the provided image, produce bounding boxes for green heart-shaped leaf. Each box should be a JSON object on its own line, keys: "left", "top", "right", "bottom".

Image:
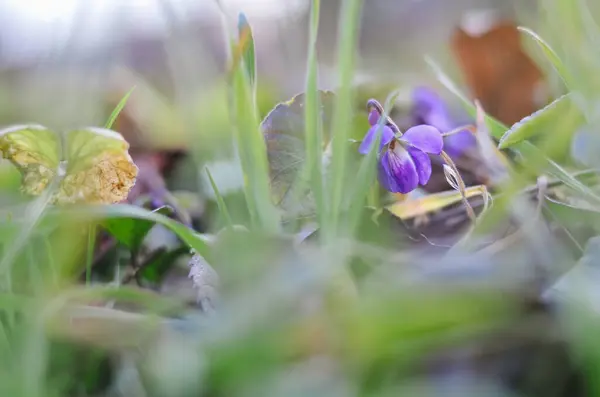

{"left": 261, "top": 91, "right": 336, "bottom": 216}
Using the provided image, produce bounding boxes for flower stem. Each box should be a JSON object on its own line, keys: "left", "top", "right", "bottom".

{"left": 366, "top": 98, "right": 401, "bottom": 134}
{"left": 441, "top": 124, "right": 476, "bottom": 137}
{"left": 85, "top": 223, "right": 97, "bottom": 285}
{"left": 440, "top": 150, "right": 476, "bottom": 223}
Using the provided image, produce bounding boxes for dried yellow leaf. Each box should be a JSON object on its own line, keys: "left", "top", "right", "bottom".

{"left": 0, "top": 125, "right": 138, "bottom": 204}
{"left": 386, "top": 186, "right": 488, "bottom": 220}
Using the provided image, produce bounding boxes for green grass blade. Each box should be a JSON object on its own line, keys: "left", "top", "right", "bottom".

{"left": 539, "top": 0, "right": 600, "bottom": 101}
{"left": 62, "top": 204, "right": 212, "bottom": 257}
{"left": 517, "top": 27, "right": 571, "bottom": 87}
{"left": 0, "top": 175, "right": 62, "bottom": 290}
{"left": 51, "top": 284, "right": 187, "bottom": 315}
{"left": 577, "top": 0, "right": 600, "bottom": 50}
{"left": 231, "top": 57, "right": 280, "bottom": 233}
{"left": 205, "top": 167, "right": 234, "bottom": 229}
{"left": 85, "top": 224, "right": 96, "bottom": 284}
{"left": 104, "top": 86, "right": 135, "bottom": 129}
{"left": 238, "top": 12, "right": 256, "bottom": 98}
{"left": 517, "top": 144, "right": 600, "bottom": 206}
{"left": 217, "top": 7, "right": 279, "bottom": 232}
{"left": 303, "top": 0, "right": 325, "bottom": 227}
{"left": 327, "top": 0, "right": 364, "bottom": 237}
{"left": 576, "top": 0, "right": 600, "bottom": 92}
{"left": 425, "top": 56, "right": 509, "bottom": 139}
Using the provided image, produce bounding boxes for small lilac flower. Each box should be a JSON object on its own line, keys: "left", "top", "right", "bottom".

{"left": 377, "top": 125, "right": 443, "bottom": 193}
{"left": 358, "top": 104, "right": 444, "bottom": 194}
{"left": 411, "top": 86, "right": 476, "bottom": 158}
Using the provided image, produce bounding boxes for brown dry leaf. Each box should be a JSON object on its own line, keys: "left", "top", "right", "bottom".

{"left": 0, "top": 124, "right": 138, "bottom": 204}
{"left": 451, "top": 18, "right": 546, "bottom": 125}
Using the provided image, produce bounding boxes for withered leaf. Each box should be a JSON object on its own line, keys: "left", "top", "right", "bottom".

{"left": 451, "top": 20, "right": 545, "bottom": 126}
{"left": 261, "top": 91, "right": 335, "bottom": 217}
{"left": 0, "top": 124, "right": 138, "bottom": 204}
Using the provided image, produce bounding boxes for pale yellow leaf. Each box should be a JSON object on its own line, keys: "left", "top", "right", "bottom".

{"left": 386, "top": 186, "right": 487, "bottom": 220}
{"left": 0, "top": 124, "right": 59, "bottom": 196}
{"left": 0, "top": 125, "right": 138, "bottom": 204}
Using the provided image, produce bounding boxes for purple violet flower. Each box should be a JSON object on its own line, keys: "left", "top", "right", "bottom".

{"left": 359, "top": 106, "right": 444, "bottom": 194}
{"left": 411, "top": 86, "right": 476, "bottom": 158}
{"left": 358, "top": 109, "right": 395, "bottom": 154}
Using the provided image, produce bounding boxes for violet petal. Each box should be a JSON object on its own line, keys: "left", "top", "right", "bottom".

{"left": 377, "top": 154, "right": 400, "bottom": 192}
{"left": 411, "top": 87, "right": 476, "bottom": 158}
{"left": 408, "top": 148, "right": 432, "bottom": 186}
{"left": 358, "top": 125, "right": 395, "bottom": 155}
{"left": 402, "top": 125, "right": 444, "bottom": 155}
{"left": 412, "top": 87, "right": 447, "bottom": 119}
{"left": 368, "top": 109, "right": 380, "bottom": 126}
{"left": 444, "top": 130, "right": 477, "bottom": 158}
{"left": 424, "top": 111, "right": 453, "bottom": 132}
{"left": 412, "top": 86, "right": 446, "bottom": 112}
{"left": 378, "top": 146, "right": 418, "bottom": 193}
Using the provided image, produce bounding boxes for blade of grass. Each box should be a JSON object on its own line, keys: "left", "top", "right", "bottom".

{"left": 224, "top": 12, "right": 280, "bottom": 233}
{"left": 305, "top": 0, "right": 365, "bottom": 308}
{"left": 238, "top": 13, "right": 256, "bottom": 101}
{"left": 56, "top": 204, "right": 212, "bottom": 258}
{"left": 303, "top": 0, "right": 325, "bottom": 228}
{"left": 50, "top": 284, "right": 187, "bottom": 315}
{"left": 0, "top": 174, "right": 62, "bottom": 291}
{"left": 230, "top": 65, "right": 280, "bottom": 233}
{"left": 347, "top": 127, "right": 380, "bottom": 233}
{"left": 205, "top": 167, "right": 234, "bottom": 229}
{"left": 517, "top": 144, "right": 600, "bottom": 204}
{"left": 85, "top": 224, "right": 96, "bottom": 285}
{"left": 425, "top": 56, "right": 508, "bottom": 139}
{"left": 327, "top": 0, "right": 364, "bottom": 237}
{"left": 540, "top": 0, "right": 600, "bottom": 101}
{"left": 104, "top": 86, "right": 135, "bottom": 129}
{"left": 576, "top": 0, "right": 600, "bottom": 100}
{"left": 517, "top": 26, "right": 571, "bottom": 87}
{"left": 578, "top": 0, "right": 600, "bottom": 50}
{"left": 213, "top": 0, "right": 233, "bottom": 62}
